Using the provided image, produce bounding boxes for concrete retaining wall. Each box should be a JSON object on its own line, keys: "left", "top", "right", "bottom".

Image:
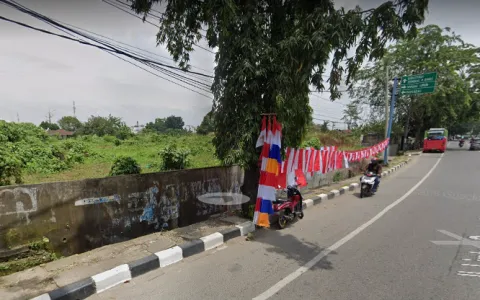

{"left": 0, "top": 166, "right": 243, "bottom": 256}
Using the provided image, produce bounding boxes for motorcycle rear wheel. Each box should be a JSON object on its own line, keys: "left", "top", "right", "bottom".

{"left": 298, "top": 212, "right": 304, "bottom": 219}
{"left": 278, "top": 216, "right": 287, "bottom": 229}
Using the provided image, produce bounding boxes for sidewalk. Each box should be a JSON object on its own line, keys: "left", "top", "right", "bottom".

{"left": 0, "top": 155, "right": 410, "bottom": 300}
{"left": 0, "top": 216, "right": 244, "bottom": 300}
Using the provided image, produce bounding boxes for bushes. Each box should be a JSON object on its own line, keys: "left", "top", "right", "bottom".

{"left": 0, "top": 121, "right": 92, "bottom": 185}
{"left": 109, "top": 156, "right": 141, "bottom": 176}
{"left": 159, "top": 144, "right": 191, "bottom": 170}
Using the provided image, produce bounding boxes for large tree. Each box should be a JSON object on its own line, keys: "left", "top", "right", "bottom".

{"left": 164, "top": 115, "right": 185, "bottom": 130}
{"left": 196, "top": 111, "right": 215, "bottom": 135}
{"left": 351, "top": 25, "right": 480, "bottom": 142}
{"left": 39, "top": 121, "right": 59, "bottom": 130}
{"left": 79, "top": 115, "right": 132, "bottom": 139}
{"left": 58, "top": 116, "right": 82, "bottom": 132}
{"left": 129, "top": 0, "right": 429, "bottom": 213}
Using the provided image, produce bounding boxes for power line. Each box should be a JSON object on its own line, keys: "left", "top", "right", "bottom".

{"left": 52, "top": 16, "right": 213, "bottom": 75}
{"left": 0, "top": 0, "right": 216, "bottom": 98}
{"left": 0, "top": 6, "right": 212, "bottom": 79}
{"left": 101, "top": 0, "right": 215, "bottom": 54}
{"left": 0, "top": 9, "right": 213, "bottom": 98}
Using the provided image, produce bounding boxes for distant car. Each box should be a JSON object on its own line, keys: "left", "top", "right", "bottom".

{"left": 469, "top": 139, "right": 480, "bottom": 150}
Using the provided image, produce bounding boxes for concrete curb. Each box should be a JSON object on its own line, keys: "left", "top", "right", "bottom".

{"left": 31, "top": 158, "right": 411, "bottom": 300}
{"left": 31, "top": 222, "right": 255, "bottom": 300}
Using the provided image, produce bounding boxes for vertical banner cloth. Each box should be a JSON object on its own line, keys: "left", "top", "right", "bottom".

{"left": 253, "top": 116, "right": 283, "bottom": 228}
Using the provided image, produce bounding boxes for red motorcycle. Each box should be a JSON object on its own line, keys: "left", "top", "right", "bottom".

{"left": 272, "top": 185, "right": 304, "bottom": 229}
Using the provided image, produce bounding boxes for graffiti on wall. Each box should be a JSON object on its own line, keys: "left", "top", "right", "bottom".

{"left": 0, "top": 187, "right": 38, "bottom": 216}
{"left": 74, "top": 194, "right": 121, "bottom": 206}
{"left": 127, "top": 183, "right": 179, "bottom": 230}
{"left": 190, "top": 178, "right": 224, "bottom": 216}
{"left": 0, "top": 187, "right": 38, "bottom": 224}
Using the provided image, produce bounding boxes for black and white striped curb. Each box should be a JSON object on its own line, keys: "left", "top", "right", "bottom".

{"left": 32, "top": 158, "right": 410, "bottom": 300}
{"left": 31, "top": 221, "right": 255, "bottom": 300}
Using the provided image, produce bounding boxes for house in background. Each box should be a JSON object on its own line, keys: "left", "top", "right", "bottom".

{"left": 130, "top": 121, "right": 145, "bottom": 134}
{"left": 47, "top": 129, "right": 74, "bottom": 139}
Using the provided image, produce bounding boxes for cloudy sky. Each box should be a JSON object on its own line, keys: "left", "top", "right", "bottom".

{"left": 1, "top": 0, "right": 479, "bottom": 129}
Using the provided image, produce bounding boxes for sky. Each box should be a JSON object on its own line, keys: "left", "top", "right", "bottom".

{"left": 1, "top": 0, "right": 479, "bottom": 129}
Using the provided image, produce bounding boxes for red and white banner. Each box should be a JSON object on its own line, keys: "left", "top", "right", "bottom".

{"left": 276, "top": 138, "right": 389, "bottom": 189}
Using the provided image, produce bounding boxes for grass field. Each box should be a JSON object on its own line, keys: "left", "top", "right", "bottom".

{"left": 23, "top": 133, "right": 220, "bottom": 184}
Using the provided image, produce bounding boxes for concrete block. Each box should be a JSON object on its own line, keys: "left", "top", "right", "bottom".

{"left": 128, "top": 254, "right": 160, "bottom": 278}
{"left": 236, "top": 221, "right": 255, "bottom": 236}
{"left": 340, "top": 186, "right": 349, "bottom": 194}
{"left": 317, "top": 194, "right": 328, "bottom": 201}
{"left": 155, "top": 246, "right": 183, "bottom": 267}
{"left": 31, "top": 294, "right": 51, "bottom": 300}
{"left": 48, "top": 277, "right": 96, "bottom": 300}
{"left": 91, "top": 264, "right": 131, "bottom": 293}
{"left": 219, "top": 227, "right": 241, "bottom": 242}
{"left": 330, "top": 189, "right": 340, "bottom": 197}
{"left": 304, "top": 199, "right": 314, "bottom": 208}
{"left": 381, "top": 171, "right": 387, "bottom": 177}
{"left": 178, "top": 239, "right": 205, "bottom": 258}
{"left": 350, "top": 182, "right": 359, "bottom": 189}
{"left": 200, "top": 232, "right": 224, "bottom": 251}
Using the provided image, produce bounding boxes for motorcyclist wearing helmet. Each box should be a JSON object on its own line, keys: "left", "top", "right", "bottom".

{"left": 366, "top": 157, "right": 382, "bottom": 193}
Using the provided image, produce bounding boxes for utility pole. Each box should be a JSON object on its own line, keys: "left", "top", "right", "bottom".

{"left": 16, "top": 113, "right": 20, "bottom": 123}
{"left": 46, "top": 109, "right": 55, "bottom": 123}
{"left": 385, "top": 65, "right": 389, "bottom": 138}
{"left": 384, "top": 77, "right": 399, "bottom": 164}
{"left": 73, "top": 101, "right": 76, "bottom": 117}
{"left": 383, "top": 64, "right": 389, "bottom": 163}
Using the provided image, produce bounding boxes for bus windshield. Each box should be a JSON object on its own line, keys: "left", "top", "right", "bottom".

{"left": 427, "top": 131, "right": 445, "bottom": 139}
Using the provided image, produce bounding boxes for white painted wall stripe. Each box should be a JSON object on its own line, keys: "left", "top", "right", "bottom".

{"left": 92, "top": 264, "right": 131, "bottom": 293}
{"left": 155, "top": 246, "right": 183, "bottom": 268}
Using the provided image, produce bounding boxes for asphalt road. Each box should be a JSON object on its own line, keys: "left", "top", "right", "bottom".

{"left": 89, "top": 142, "right": 480, "bottom": 300}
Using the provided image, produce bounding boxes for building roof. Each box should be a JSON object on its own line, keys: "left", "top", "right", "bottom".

{"left": 47, "top": 129, "right": 74, "bottom": 136}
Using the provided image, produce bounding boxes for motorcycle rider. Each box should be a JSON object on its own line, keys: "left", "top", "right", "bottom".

{"left": 366, "top": 157, "right": 382, "bottom": 194}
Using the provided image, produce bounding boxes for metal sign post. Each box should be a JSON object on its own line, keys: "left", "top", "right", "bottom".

{"left": 384, "top": 77, "right": 398, "bottom": 165}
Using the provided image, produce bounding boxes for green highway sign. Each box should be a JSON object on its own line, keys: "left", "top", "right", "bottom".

{"left": 400, "top": 72, "right": 437, "bottom": 95}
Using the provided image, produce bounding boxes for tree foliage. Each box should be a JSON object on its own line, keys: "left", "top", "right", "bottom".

{"left": 351, "top": 25, "right": 480, "bottom": 140}
{"left": 79, "top": 115, "right": 132, "bottom": 140}
{"left": 130, "top": 0, "right": 428, "bottom": 168}
{"left": 109, "top": 156, "right": 142, "bottom": 176}
{"left": 39, "top": 121, "right": 59, "bottom": 130}
{"left": 145, "top": 115, "right": 185, "bottom": 133}
{"left": 342, "top": 104, "right": 362, "bottom": 129}
{"left": 58, "top": 116, "right": 82, "bottom": 132}
{"left": 0, "top": 121, "right": 89, "bottom": 185}
{"left": 165, "top": 115, "right": 185, "bottom": 130}
{"left": 196, "top": 111, "right": 215, "bottom": 135}
{"left": 159, "top": 144, "right": 191, "bottom": 170}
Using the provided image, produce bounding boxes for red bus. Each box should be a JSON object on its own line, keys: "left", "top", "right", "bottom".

{"left": 423, "top": 128, "right": 448, "bottom": 153}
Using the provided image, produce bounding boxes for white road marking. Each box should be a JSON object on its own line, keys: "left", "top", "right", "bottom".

{"left": 461, "top": 264, "right": 480, "bottom": 267}
{"left": 469, "top": 251, "right": 480, "bottom": 254}
{"left": 253, "top": 154, "right": 444, "bottom": 300}
{"left": 463, "top": 259, "right": 472, "bottom": 261}
{"left": 457, "top": 273, "right": 480, "bottom": 277}
{"left": 469, "top": 236, "right": 480, "bottom": 241}
{"left": 458, "top": 271, "right": 480, "bottom": 274}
